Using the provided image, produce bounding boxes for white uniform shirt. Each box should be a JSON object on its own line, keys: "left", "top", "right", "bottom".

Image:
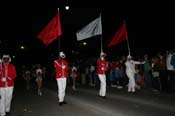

{"left": 125, "top": 60, "right": 141, "bottom": 74}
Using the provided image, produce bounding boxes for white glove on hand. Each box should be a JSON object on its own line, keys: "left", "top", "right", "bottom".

{"left": 142, "top": 61, "right": 145, "bottom": 64}
{"left": 7, "top": 77, "right": 12, "bottom": 80}
{"left": 62, "top": 65, "right": 66, "bottom": 69}
{"left": 1, "top": 77, "right": 7, "bottom": 82}
{"left": 101, "top": 67, "right": 104, "bottom": 70}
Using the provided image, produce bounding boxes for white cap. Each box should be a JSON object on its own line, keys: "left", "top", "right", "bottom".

{"left": 2, "top": 55, "right": 10, "bottom": 58}
{"left": 100, "top": 52, "right": 106, "bottom": 57}
{"left": 2, "top": 54, "right": 11, "bottom": 62}
{"left": 127, "top": 55, "right": 132, "bottom": 59}
{"left": 59, "top": 51, "right": 65, "bottom": 58}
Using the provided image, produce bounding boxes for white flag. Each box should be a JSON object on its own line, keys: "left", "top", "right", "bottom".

{"left": 76, "top": 16, "right": 102, "bottom": 41}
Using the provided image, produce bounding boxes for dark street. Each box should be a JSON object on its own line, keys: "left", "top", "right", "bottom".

{"left": 10, "top": 79, "right": 175, "bottom": 116}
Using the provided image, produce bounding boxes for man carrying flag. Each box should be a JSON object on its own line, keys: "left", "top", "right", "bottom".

{"left": 97, "top": 52, "right": 109, "bottom": 98}
{"left": 125, "top": 55, "right": 145, "bottom": 93}
{"left": 54, "top": 51, "right": 68, "bottom": 106}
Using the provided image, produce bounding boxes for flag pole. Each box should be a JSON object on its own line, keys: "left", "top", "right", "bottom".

{"left": 101, "top": 34, "right": 103, "bottom": 53}
{"left": 125, "top": 20, "right": 131, "bottom": 55}
{"left": 100, "top": 13, "right": 103, "bottom": 53}
{"left": 126, "top": 40, "right": 131, "bottom": 55}
{"left": 58, "top": 36, "right": 61, "bottom": 55}
{"left": 57, "top": 8, "right": 61, "bottom": 58}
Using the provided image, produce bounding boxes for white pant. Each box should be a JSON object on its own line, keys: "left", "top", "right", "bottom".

{"left": 0, "top": 87, "right": 14, "bottom": 116}
{"left": 98, "top": 74, "right": 106, "bottom": 96}
{"left": 126, "top": 71, "right": 135, "bottom": 92}
{"left": 56, "top": 78, "right": 67, "bottom": 102}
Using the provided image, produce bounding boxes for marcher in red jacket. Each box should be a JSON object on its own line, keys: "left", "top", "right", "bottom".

{"left": 54, "top": 51, "right": 68, "bottom": 106}
{"left": 0, "top": 55, "right": 16, "bottom": 116}
{"left": 97, "top": 52, "right": 109, "bottom": 98}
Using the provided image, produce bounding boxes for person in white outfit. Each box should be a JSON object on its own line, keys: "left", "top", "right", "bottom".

{"left": 35, "top": 64, "right": 43, "bottom": 96}
{"left": 125, "top": 55, "right": 145, "bottom": 93}
{"left": 70, "top": 65, "right": 77, "bottom": 91}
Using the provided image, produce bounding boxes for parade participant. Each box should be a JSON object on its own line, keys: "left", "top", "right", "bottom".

{"left": 70, "top": 65, "right": 78, "bottom": 91}
{"left": 24, "top": 68, "right": 31, "bottom": 90}
{"left": 89, "top": 64, "right": 96, "bottom": 86}
{"left": 54, "top": 51, "right": 68, "bottom": 106}
{"left": 97, "top": 52, "right": 109, "bottom": 98}
{"left": 0, "top": 55, "right": 16, "bottom": 116}
{"left": 35, "top": 64, "right": 43, "bottom": 96}
{"left": 125, "top": 55, "right": 145, "bottom": 93}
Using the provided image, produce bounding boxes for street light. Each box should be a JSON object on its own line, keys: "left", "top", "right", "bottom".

{"left": 83, "top": 42, "right": 87, "bottom": 46}
{"left": 20, "top": 46, "right": 24, "bottom": 50}
{"left": 65, "top": 6, "right": 70, "bottom": 10}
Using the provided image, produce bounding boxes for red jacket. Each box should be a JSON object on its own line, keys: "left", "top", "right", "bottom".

{"left": 0, "top": 63, "right": 17, "bottom": 87}
{"left": 54, "top": 59, "right": 68, "bottom": 79}
{"left": 97, "top": 59, "right": 109, "bottom": 75}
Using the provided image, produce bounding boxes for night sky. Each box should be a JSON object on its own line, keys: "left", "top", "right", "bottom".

{"left": 0, "top": 1, "right": 174, "bottom": 65}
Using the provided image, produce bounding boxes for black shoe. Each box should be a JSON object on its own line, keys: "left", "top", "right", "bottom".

{"left": 132, "top": 91, "right": 137, "bottom": 94}
{"left": 59, "top": 102, "right": 63, "bottom": 106}
{"left": 63, "top": 101, "right": 67, "bottom": 104}
{"left": 98, "top": 95, "right": 106, "bottom": 99}
{"left": 102, "top": 96, "right": 106, "bottom": 99}
{"left": 6, "top": 112, "right": 10, "bottom": 115}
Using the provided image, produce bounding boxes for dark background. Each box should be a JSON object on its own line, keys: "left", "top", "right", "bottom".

{"left": 0, "top": 0, "right": 174, "bottom": 64}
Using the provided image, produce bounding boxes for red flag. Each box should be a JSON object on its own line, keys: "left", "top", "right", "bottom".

{"left": 37, "top": 8, "right": 62, "bottom": 46}
{"left": 107, "top": 21, "right": 128, "bottom": 47}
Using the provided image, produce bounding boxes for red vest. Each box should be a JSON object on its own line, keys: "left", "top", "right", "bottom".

{"left": 54, "top": 59, "right": 68, "bottom": 79}
{"left": 97, "top": 59, "right": 109, "bottom": 75}
{"left": 0, "top": 63, "right": 17, "bottom": 87}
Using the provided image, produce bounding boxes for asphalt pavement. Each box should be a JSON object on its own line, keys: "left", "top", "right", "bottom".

{"left": 9, "top": 79, "right": 175, "bottom": 116}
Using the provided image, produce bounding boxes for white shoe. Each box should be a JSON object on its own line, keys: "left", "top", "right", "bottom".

{"left": 132, "top": 90, "right": 135, "bottom": 93}
{"left": 111, "top": 85, "right": 117, "bottom": 87}
{"left": 73, "top": 86, "right": 76, "bottom": 91}
{"left": 39, "top": 92, "right": 42, "bottom": 96}
{"left": 38, "top": 91, "right": 42, "bottom": 96}
{"left": 117, "top": 86, "right": 123, "bottom": 89}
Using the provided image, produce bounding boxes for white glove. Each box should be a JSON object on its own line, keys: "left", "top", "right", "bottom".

{"left": 101, "top": 67, "right": 104, "bottom": 70}
{"left": 62, "top": 65, "right": 66, "bottom": 69}
{"left": 7, "top": 77, "right": 12, "bottom": 80}
{"left": 1, "top": 77, "right": 7, "bottom": 82}
{"left": 142, "top": 61, "right": 145, "bottom": 64}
